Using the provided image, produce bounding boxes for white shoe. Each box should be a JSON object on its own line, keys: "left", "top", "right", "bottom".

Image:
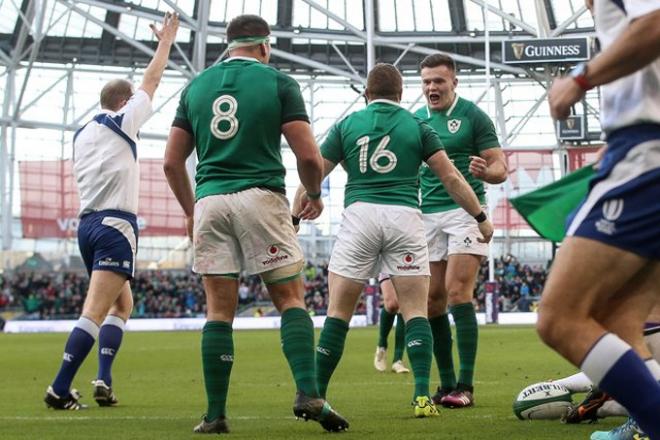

{"left": 391, "top": 360, "right": 410, "bottom": 374}
{"left": 374, "top": 347, "right": 387, "bottom": 372}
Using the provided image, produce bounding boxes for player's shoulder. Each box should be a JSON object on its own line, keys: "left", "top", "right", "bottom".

{"left": 459, "top": 97, "right": 488, "bottom": 118}
{"left": 412, "top": 105, "right": 428, "bottom": 118}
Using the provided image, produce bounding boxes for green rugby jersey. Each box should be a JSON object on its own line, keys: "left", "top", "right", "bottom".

{"left": 321, "top": 99, "right": 443, "bottom": 209}
{"left": 414, "top": 95, "right": 499, "bottom": 213}
{"left": 174, "top": 57, "right": 309, "bottom": 200}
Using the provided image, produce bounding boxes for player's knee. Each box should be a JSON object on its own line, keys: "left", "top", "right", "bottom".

{"left": 383, "top": 296, "right": 399, "bottom": 313}
{"left": 427, "top": 295, "right": 447, "bottom": 317}
{"left": 261, "top": 260, "right": 304, "bottom": 285}
{"left": 536, "top": 307, "right": 564, "bottom": 349}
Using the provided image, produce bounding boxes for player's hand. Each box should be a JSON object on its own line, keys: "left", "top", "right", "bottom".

{"left": 185, "top": 215, "right": 194, "bottom": 242}
{"left": 297, "top": 194, "right": 324, "bottom": 220}
{"left": 477, "top": 219, "right": 494, "bottom": 244}
{"left": 548, "top": 76, "right": 585, "bottom": 120}
{"left": 292, "top": 215, "right": 301, "bottom": 233}
{"left": 469, "top": 156, "right": 489, "bottom": 180}
{"left": 150, "top": 12, "right": 179, "bottom": 45}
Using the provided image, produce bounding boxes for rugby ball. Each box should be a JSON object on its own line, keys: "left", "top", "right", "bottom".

{"left": 513, "top": 382, "right": 573, "bottom": 420}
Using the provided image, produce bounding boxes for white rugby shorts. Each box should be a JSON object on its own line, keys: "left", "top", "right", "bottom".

{"left": 193, "top": 187, "right": 303, "bottom": 276}
{"left": 423, "top": 206, "right": 489, "bottom": 262}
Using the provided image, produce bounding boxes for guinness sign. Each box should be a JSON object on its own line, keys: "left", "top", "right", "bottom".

{"left": 557, "top": 115, "right": 585, "bottom": 140}
{"left": 502, "top": 37, "right": 590, "bottom": 64}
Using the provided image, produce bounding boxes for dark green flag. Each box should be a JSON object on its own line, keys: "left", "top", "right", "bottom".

{"left": 509, "top": 165, "right": 595, "bottom": 243}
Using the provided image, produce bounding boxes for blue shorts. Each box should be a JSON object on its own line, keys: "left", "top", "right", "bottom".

{"left": 566, "top": 124, "right": 660, "bottom": 260}
{"left": 78, "top": 209, "right": 139, "bottom": 279}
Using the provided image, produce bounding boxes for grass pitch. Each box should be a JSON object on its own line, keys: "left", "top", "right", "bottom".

{"left": 1, "top": 325, "right": 625, "bottom": 439}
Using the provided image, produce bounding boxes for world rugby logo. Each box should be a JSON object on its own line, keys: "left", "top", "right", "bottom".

{"left": 602, "top": 199, "right": 624, "bottom": 221}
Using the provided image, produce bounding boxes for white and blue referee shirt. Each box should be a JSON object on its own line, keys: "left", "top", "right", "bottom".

{"left": 595, "top": 0, "right": 660, "bottom": 133}
{"left": 73, "top": 89, "right": 153, "bottom": 216}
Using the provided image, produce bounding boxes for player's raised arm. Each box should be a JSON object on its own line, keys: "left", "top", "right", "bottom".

{"left": 425, "top": 150, "right": 493, "bottom": 243}
{"left": 140, "top": 12, "right": 179, "bottom": 99}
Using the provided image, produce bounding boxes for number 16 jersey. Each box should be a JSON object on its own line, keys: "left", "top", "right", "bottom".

{"left": 173, "top": 57, "right": 309, "bottom": 200}
{"left": 321, "top": 99, "right": 444, "bottom": 209}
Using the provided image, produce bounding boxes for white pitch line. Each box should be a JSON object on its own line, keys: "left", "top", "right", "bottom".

{"left": 0, "top": 415, "right": 286, "bottom": 421}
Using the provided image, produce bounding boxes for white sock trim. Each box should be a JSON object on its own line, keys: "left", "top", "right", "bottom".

{"left": 580, "top": 333, "right": 630, "bottom": 386}
{"left": 76, "top": 316, "right": 100, "bottom": 339}
{"left": 644, "top": 359, "right": 660, "bottom": 381}
{"left": 553, "top": 372, "right": 593, "bottom": 393}
{"left": 101, "top": 315, "right": 126, "bottom": 331}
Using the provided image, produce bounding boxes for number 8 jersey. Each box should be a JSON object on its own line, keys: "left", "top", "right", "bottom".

{"left": 321, "top": 99, "right": 444, "bottom": 209}
{"left": 173, "top": 56, "right": 309, "bottom": 200}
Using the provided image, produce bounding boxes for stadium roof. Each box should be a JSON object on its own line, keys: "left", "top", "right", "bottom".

{"left": 0, "top": 0, "right": 594, "bottom": 78}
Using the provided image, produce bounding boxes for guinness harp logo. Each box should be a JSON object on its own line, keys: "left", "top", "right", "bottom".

{"left": 512, "top": 43, "right": 525, "bottom": 60}
{"left": 566, "top": 118, "right": 576, "bottom": 129}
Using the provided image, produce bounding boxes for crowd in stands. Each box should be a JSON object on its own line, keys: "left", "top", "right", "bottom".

{"left": 473, "top": 255, "right": 549, "bottom": 313}
{"left": 0, "top": 256, "right": 548, "bottom": 320}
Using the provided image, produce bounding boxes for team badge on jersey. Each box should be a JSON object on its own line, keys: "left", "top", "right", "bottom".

{"left": 447, "top": 119, "right": 462, "bottom": 134}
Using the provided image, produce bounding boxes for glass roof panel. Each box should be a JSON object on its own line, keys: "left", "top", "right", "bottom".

{"left": 210, "top": 0, "right": 278, "bottom": 23}
{"left": 293, "top": 0, "right": 364, "bottom": 31}
{"left": 379, "top": 0, "right": 452, "bottom": 32}
{"left": 43, "top": 3, "right": 104, "bottom": 38}
{"left": 0, "top": 0, "right": 20, "bottom": 34}
{"left": 551, "top": 0, "right": 594, "bottom": 31}
{"left": 465, "top": 0, "right": 538, "bottom": 33}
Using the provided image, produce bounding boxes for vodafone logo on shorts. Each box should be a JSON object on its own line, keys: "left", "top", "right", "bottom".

{"left": 397, "top": 252, "right": 420, "bottom": 271}
{"left": 262, "top": 244, "right": 289, "bottom": 266}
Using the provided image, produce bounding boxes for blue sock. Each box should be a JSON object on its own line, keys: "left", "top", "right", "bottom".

{"left": 51, "top": 317, "right": 99, "bottom": 396}
{"left": 97, "top": 315, "right": 126, "bottom": 387}
{"left": 581, "top": 333, "right": 660, "bottom": 438}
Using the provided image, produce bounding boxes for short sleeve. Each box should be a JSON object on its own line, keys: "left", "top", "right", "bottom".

{"left": 419, "top": 120, "right": 444, "bottom": 161}
{"left": 471, "top": 106, "right": 500, "bottom": 152}
{"left": 118, "top": 89, "right": 153, "bottom": 140}
{"left": 320, "top": 123, "right": 344, "bottom": 164}
{"left": 172, "top": 86, "right": 192, "bottom": 133}
{"left": 279, "top": 74, "right": 310, "bottom": 124}
{"left": 624, "top": 0, "right": 660, "bottom": 19}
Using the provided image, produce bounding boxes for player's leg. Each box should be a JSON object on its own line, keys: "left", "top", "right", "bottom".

{"left": 374, "top": 276, "right": 399, "bottom": 372}
{"left": 424, "top": 212, "right": 457, "bottom": 402}
{"left": 190, "top": 194, "right": 241, "bottom": 434}
{"left": 197, "top": 274, "right": 238, "bottom": 434}
{"left": 46, "top": 270, "right": 127, "bottom": 409}
{"left": 392, "top": 276, "right": 432, "bottom": 391}
{"left": 47, "top": 211, "right": 136, "bottom": 410}
{"left": 93, "top": 281, "right": 132, "bottom": 406}
{"left": 443, "top": 253, "right": 482, "bottom": 408}
{"left": 537, "top": 237, "right": 660, "bottom": 437}
{"left": 317, "top": 272, "right": 365, "bottom": 397}
{"left": 381, "top": 206, "right": 435, "bottom": 417}
{"left": 391, "top": 312, "right": 409, "bottom": 373}
{"left": 239, "top": 188, "right": 347, "bottom": 432}
{"left": 265, "top": 272, "right": 319, "bottom": 399}
{"left": 316, "top": 202, "right": 380, "bottom": 403}
{"left": 262, "top": 272, "right": 349, "bottom": 431}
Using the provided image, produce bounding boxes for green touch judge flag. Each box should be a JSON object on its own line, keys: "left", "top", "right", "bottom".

{"left": 509, "top": 165, "right": 595, "bottom": 243}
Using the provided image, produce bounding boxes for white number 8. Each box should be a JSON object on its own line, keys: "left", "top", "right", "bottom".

{"left": 210, "top": 95, "right": 239, "bottom": 140}
{"left": 357, "top": 135, "right": 397, "bottom": 174}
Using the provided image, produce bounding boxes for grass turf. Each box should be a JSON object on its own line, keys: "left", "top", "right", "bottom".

{"left": 0, "top": 325, "right": 625, "bottom": 439}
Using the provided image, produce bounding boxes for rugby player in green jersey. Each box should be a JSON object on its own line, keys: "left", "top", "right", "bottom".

{"left": 294, "top": 63, "right": 493, "bottom": 419}
{"left": 164, "top": 14, "right": 348, "bottom": 435}
{"left": 414, "top": 54, "right": 507, "bottom": 409}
